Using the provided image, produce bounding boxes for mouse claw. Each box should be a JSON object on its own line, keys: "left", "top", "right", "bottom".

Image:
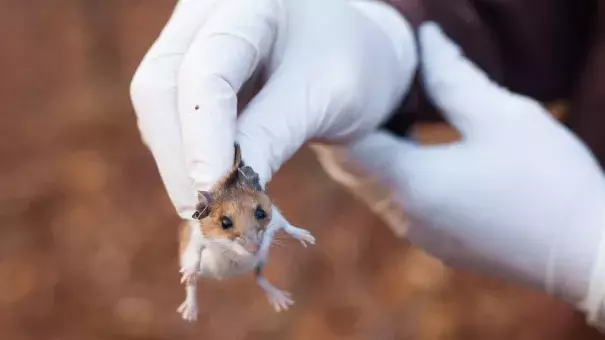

{"left": 284, "top": 225, "right": 316, "bottom": 247}
{"left": 177, "top": 300, "right": 198, "bottom": 321}
{"left": 267, "top": 288, "right": 294, "bottom": 312}
{"left": 272, "top": 207, "right": 316, "bottom": 247}
{"left": 180, "top": 267, "right": 197, "bottom": 285}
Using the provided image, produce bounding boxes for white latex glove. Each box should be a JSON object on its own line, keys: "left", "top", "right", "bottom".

{"left": 344, "top": 22, "right": 605, "bottom": 329}
{"left": 129, "top": 0, "right": 416, "bottom": 219}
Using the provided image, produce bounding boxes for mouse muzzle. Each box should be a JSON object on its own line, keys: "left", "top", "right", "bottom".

{"left": 238, "top": 230, "right": 262, "bottom": 255}
{"left": 242, "top": 242, "right": 259, "bottom": 254}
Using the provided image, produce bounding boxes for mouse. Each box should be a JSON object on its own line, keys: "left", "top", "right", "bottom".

{"left": 176, "top": 142, "right": 316, "bottom": 321}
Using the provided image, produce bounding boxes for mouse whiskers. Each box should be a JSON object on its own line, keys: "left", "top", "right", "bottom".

{"left": 269, "top": 235, "right": 290, "bottom": 249}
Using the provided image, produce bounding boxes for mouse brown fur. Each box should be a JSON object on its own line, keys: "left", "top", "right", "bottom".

{"left": 189, "top": 143, "right": 272, "bottom": 247}
{"left": 201, "top": 188, "right": 272, "bottom": 240}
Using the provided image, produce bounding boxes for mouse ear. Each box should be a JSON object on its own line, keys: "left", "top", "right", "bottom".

{"left": 192, "top": 191, "right": 212, "bottom": 220}
{"left": 238, "top": 166, "right": 262, "bottom": 191}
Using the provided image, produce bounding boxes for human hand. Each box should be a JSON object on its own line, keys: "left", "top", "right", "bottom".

{"left": 129, "top": 0, "right": 417, "bottom": 219}
{"left": 343, "top": 22, "right": 605, "bottom": 326}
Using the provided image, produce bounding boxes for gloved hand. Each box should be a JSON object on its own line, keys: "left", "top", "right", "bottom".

{"left": 129, "top": 0, "right": 416, "bottom": 219}
{"left": 344, "top": 22, "right": 605, "bottom": 328}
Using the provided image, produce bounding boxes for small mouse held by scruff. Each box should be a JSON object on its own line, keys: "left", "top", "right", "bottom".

{"left": 177, "top": 143, "right": 315, "bottom": 321}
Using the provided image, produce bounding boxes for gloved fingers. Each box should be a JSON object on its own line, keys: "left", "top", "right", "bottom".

{"left": 309, "top": 142, "right": 411, "bottom": 238}
{"left": 418, "top": 22, "right": 545, "bottom": 139}
{"left": 129, "top": 89, "right": 197, "bottom": 220}
{"left": 345, "top": 129, "right": 461, "bottom": 207}
{"left": 235, "top": 68, "right": 316, "bottom": 187}
{"left": 178, "top": 0, "right": 281, "bottom": 191}
{"left": 346, "top": 130, "right": 421, "bottom": 183}
{"left": 129, "top": 0, "right": 224, "bottom": 218}
{"left": 144, "top": 0, "right": 223, "bottom": 59}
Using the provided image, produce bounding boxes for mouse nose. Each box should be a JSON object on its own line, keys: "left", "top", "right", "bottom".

{"left": 244, "top": 242, "right": 259, "bottom": 254}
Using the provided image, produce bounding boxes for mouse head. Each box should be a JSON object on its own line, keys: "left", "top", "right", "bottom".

{"left": 192, "top": 143, "right": 272, "bottom": 257}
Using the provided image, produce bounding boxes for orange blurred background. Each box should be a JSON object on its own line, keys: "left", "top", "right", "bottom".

{"left": 2, "top": 1, "right": 605, "bottom": 339}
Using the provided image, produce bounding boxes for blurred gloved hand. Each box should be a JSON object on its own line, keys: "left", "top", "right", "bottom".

{"left": 345, "top": 22, "right": 605, "bottom": 327}
{"left": 129, "top": 0, "right": 416, "bottom": 219}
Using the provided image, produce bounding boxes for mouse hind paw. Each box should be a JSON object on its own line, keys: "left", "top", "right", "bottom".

{"left": 177, "top": 299, "right": 198, "bottom": 321}
{"left": 256, "top": 276, "right": 295, "bottom": 312}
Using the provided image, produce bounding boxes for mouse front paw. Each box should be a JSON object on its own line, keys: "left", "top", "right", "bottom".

{"left": 284, "top": 225, "right": 316, "bottom": 247}
{"left": 265, "top": 287, "right": 294, "bottom": 312}
{"left": 177, "top": 300, "right": 198, "bottom": 321}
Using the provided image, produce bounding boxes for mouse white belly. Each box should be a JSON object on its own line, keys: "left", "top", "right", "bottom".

{"left": 198, "top": 247, "right": 260, "bottom": 279}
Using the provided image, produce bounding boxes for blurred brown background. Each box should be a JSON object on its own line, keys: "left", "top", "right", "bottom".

{"left": 2, "top": 1, "right": 605, "bottom": 339}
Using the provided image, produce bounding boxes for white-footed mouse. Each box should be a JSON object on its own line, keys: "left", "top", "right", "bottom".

{"left": 177, "top": 143, "right": 315, "bottom": 321}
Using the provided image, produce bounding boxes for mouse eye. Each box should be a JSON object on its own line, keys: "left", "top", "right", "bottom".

{"left": 220, "top": 216, "right": 233, "bottom": 230}
{"left": 255, "top": 207, "right": 266, "bottom": 220}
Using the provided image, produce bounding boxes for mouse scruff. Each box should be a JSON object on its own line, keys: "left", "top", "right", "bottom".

{"left": 176, "top": 142, "right": 316, "bottom": 321}
{"left": 191, "top": 142, "right": 262, "bottom": 221}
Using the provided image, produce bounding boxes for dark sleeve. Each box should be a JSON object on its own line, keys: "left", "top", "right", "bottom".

{"left": 564, "top": 2, "right": 605, "bottom": 168}
{"left": 379, "top": 0, "right": 596, "bottom": 140}
{"left": 379, "top": 0, "right": 505, "bottom": 136}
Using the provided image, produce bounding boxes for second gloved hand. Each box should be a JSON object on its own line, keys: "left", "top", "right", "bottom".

{"left": 130, "top": 0, "right": 417, "bottom": 219}
{"left": 346, "top": 22, "right": 605, "bottom": 326}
